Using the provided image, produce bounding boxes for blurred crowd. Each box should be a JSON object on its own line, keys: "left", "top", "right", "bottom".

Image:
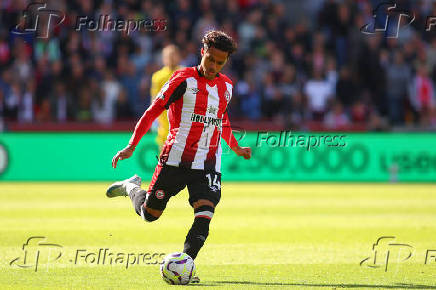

{"left": 1, "top": 0, "right": 436, "bottom": 131}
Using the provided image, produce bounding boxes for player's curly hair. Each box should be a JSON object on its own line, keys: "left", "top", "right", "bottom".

{"left": 202, "top": 30, "right": 237, "bottom": 56}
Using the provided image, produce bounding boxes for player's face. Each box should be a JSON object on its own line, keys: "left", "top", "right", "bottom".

{"left": 200, "top": 47, "right": 228, "bottom": 80}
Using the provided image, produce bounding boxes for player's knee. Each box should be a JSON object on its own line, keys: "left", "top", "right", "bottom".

{"left": 188, "top": 205, "right": 214, "bottom": 241}
{"left": 193, "top": 199, "right": 215, "bottom": 209}
{"left": 185, "top": 205, "right": 214, "bottom": 247}
{"left": 194, "top": 204, "right": 215, "bottom": 222}
{"left": 140, "top": 206, "right": 162, "bottom": 222}
{"left": 193, "top": 200, "right": 215, "bottom": 224}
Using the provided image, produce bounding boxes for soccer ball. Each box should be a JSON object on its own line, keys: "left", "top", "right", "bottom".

{"left": 160, "top": 252, "right": 196, "bottom": 285}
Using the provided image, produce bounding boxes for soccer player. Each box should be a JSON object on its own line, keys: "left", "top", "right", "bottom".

{"left": 107, "top": 30, "right": 251, "bottom": 283}
{"left": 151, "top": 44, "right": 182, "bottom": 151}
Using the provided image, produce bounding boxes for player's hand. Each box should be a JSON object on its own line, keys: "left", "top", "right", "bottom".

{"left": 112, "top": 145, "right": 135, "bottom": 168}
{"left": 232, "top": 146, "right": 252, "bottom": 160}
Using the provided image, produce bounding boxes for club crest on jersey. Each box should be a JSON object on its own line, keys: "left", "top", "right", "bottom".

{"left": 224, "top": 90, "right": 231, "bottom": 102}
{"left": 155, "top": 189, "right": 165, "bottom": 199}
{"left": 207, "top": 106, "right": 218, "bottom": 115}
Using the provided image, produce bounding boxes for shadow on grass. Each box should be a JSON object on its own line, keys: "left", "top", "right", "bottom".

{"left": 209, "top": 281, "right": 436, "bottom": 289}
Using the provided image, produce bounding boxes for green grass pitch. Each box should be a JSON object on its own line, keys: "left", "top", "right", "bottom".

{"left": 1, "top": 182, "right": 436, "bottom": 289}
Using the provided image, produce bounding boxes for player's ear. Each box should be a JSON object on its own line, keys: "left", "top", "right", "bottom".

{"left": 201, "top": 47, "right": 204, "bottom": 56}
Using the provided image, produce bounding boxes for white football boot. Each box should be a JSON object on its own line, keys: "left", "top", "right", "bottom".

{"left": 106, "top": 174, "right": 142, "bottom": 198}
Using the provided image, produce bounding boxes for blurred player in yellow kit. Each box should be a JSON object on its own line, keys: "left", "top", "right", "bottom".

{"left": 150, "top": 45, "right": 182, "bottom": 151}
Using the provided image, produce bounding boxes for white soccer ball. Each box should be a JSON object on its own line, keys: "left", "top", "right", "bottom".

{"left": 160, "top": 252, "right": 196, "bottom": 285}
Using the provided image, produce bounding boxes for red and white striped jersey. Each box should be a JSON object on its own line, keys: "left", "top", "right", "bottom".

{"left": 129, "top": 66, "right": 238, "bottom": 172}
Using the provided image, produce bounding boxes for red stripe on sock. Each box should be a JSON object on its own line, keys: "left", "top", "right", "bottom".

{"left": 194, "top": 215, "right": 212, "bottom": 219}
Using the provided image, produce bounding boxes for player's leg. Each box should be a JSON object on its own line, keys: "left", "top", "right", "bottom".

{"left": 141, "top": 164, "right": 186, "bottom": 221}
{"left": 184, "top": 170, "right": 221, "bottom": 260}
{"left": 106, "top": 172, "right": 160, "bottom": 220}
{"left": 129, "top": 163, "right": 165, "bottom": 222}
{"left": 106, "top": 164, "right": 186, "bottom": 222}
{"left": 183, "top": 199, "right": 216, "bottom": 259}
{"left": 137, "top": 164, "right": 187, "bottom": 222}
{"left": 128, "top": 187, "right": 164, "bottom": 222}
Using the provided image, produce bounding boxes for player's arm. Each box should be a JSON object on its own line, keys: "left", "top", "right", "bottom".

{"left": 112, "top": 71, "right": 187, "bottom": 168}
{"left": 222, "top": 112, "right": 251, "bottom": 160}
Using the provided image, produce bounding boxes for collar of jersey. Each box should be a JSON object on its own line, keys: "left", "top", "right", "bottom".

{"left": 196, "top": 65, "right": 220, "bottom": 85}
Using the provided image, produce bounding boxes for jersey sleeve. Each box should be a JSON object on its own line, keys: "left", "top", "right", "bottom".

{"left": 128, "top": 70, "right": 187, "bottom": 147}
{"left": 221, "top": 111, "right": 239, "bottom": 149}
{"left": 155, "top": 70, "right": 187, "bottom": 109}
{"left": 221, "top": 78, "right": 238, "bottom": 148}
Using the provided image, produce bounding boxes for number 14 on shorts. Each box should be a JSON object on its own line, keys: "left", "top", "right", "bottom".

{"left": 206, "top": 173, "right": 221, "bottom": 191}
